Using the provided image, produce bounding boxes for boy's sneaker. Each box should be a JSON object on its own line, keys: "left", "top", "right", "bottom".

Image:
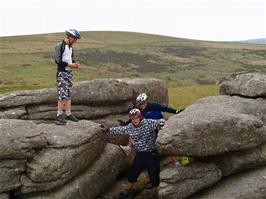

{"left": 55, "top": 115, "right": 67, "bottom": 125}
{"left": 119, "top": 145, "right": 132, "bottom": 156}
{"left": 118, "top": 189, "right": 129, "bottom": 198}
{"left": 65, "top": 114, "right": 79, "bottom": 122}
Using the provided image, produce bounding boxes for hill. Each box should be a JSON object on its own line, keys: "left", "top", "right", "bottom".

{"left": 239, "top": 38, "right": 266, "bottom": 45}
{"left": 0, "top": 31, "right": 265, "bottom": 107}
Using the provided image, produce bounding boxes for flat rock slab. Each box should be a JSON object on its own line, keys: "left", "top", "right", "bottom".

{"left": 157, "top": 96, "right": 266, "bottom": 157}
{"left": 220, "top": 72, "right": 266, "bottom": 97}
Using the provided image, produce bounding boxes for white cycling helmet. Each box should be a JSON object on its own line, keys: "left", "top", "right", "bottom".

{"left": 136, "top": 93, "right": 148, "bottom": 105}
{"left": 65, "top": 29, "right": 81, "bottom": 39}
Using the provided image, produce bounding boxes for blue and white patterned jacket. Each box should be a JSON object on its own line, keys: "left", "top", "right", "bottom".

{"left": 108, "top": 118, "right": 165, "bottom": 152}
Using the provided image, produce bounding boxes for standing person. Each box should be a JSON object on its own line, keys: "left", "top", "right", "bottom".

{"left": 119, "top": 93, "right": 184, "bottom": 166}
{"left": 54, "top": 29, "right": 81, "bottom": 125}
{"left": 100, "top": 108, "right": 165, "bottom": 198}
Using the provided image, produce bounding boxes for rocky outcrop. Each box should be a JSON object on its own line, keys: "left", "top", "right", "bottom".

{"left": 0, "top": 78, "right": 168, "bottom": 121}
{"left": 157, "top": 73, "right": 266, "bottom": 199}
{"left": 212, "top": 144, "right": 266, "bottom": 177}
{"left": 0, "top": 160, "right": 26, "bottom": 193}
{"left": 220, "top": 72, "right": 266, "bottom": 97}
{"left": 0, "top": 119, "right": 106, "bottom": 194}
{"left": 157, "top": 95, "right": 266, "bottom": 157}
{"left": 23, "top": 144, "right": 127, "bottom": 199}
{"left": 2, "top": 74, "right": 266, "bottom": 199}
{"left": 192, "top": 166, "right": 266, "bottom": 199}
{"left": 159, "top": 163, "right": 222, "bottom": 199}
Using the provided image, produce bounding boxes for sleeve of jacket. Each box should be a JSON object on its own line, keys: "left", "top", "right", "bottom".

{"left": 150, "top": 102, "right": 177, "bottom": 113}
{"left": 55, "top": 42, "right": 68, "bottom": 67}
{"left": 147, "top": 119, "right": 165, "bottom": 131}
{"left": 108, "top": 125, "right": 130, "bottom": 135}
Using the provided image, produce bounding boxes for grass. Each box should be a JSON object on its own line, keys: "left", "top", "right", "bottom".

{"left": 168, "top": 84, "right": 219, "bottom": 108}
{"left": 0, "top": 31, "right": 264, "bottom": 105}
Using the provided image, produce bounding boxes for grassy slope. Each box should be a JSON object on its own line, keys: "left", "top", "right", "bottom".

{"left": 0, "top": 31, "right": 265, "bottom": 107}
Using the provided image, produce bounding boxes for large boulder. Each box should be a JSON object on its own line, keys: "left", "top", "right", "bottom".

{"left": 0, "top": 193, "right": 9, "bottom": 199}
{"left": 0, "top": 78, "right": 168, "bottom": 120}
{"left": 157, "top": 96, "right": 266, "bottom": 157}
{"left": 20, "top": 120, "right": 106, "bottom": 193}
{"left": 159, "top": 163, "right": 222, "bottom": 199}
{"left": 192, "top": 166, "right": 266, "bottom": 199}
{"left": 0, "top": 119, "right": 47, "bottom": 159}
{"left": 220, "top": 72, "right": 266, "bottom": 97}
{"left": 0, "top": 160, "right": 26, "bottom": 192}
{"left": 22, "top": 102, "right": 133, "bottom": 120}
{"left": 212, "top": 144, "right": 266, "bottom": 177}
{"left": 23, "top": 144, "right": 127, "bottom": 199}
{"left": 0, "top": 78, "right": 167, "bottom": 108}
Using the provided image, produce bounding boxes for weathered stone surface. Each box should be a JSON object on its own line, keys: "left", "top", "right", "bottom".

{"left": 157, "top": 96, "right": 266, "bottom": 157}
{"left": 220, "top": 72, "right": 266, "bottom": 97}
{"left": 20, "top": 120, "right": 106, "bottom": 193}
{"left": 213, "top": 144, "right": 266, "bottom": 177}
{"left": 0, "top": 88, "right": 56, "bottom": 108}
{"left": 22, "top": 102, "right": 133, "bottom": 120}
{"left": 0, "top": 160, "right": 26, "bottom": 192}
{"left": 192, "top": 166, "right": 266, "bottom": 199}
{"left": 159, "top": 163, "right": 222, "bottom": 199}
{"left": 121, "top": 78, "right": 168, "bottom": 104}
{"left": 0, "top": 119, "right": 47, "bottom": 159}
{"left": 0, "top": 78, "right": 167, "bottom": 108}
{"left": 23, "top": 144, "right": 127, "bottom": 199}
{"left": 0, "top": 107, "right": 26, "bottom": 119}
{"left": 0, "top": 193, "right": 9, "bottom": 199}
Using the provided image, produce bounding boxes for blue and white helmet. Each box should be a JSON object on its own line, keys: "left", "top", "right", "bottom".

{"left": 136, "top": 93, "right": 148, "bottom": 105}
{"left": 65, "top": 29, "right": 81, "bottom": 39}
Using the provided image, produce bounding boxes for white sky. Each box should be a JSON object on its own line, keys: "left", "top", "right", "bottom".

{"left": 0, "top": 0, "right": 265, "bottom": 41}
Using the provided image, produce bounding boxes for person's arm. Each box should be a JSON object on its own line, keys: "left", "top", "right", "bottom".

{"left": 100, "top": 124, "right": 130, "bottom": 135}
{"left": 147, "top": 119, "right": 165, "bottom": 131}
{"left": 150, "top": 102, "right": 177, "bottom": 113}
{"left": 117, "top": 119, "right": 131, "bottom": 126}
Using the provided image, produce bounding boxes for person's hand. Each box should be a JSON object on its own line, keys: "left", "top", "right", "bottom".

{"left": 117, "top": 119, "right": 126, "bottom": 126}
{"left": 176, "top": 108, "right": 185, "bottom": 114}
{"left": 75, "top": 63, "right": 80, "bottom": 68}
{"left": 98, "top": 124, "right": 108, "bottom": 132}
{"left": 159, "top": 119, "right": 165, "bottom": 127}
{"left": 69, "top": 63, "right": 80, "bottom": 68}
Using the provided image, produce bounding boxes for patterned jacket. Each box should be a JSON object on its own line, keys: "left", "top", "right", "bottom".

{"left": 108, "top": 118, "right": 165, "bottom": 152}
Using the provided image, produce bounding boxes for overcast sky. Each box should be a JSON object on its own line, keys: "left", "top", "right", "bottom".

{"left": 0, "top": 0, "right": 265, "bottom": 41}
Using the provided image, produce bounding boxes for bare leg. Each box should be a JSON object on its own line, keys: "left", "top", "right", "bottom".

{"left": 64, "top": 100, "right": 71, "bottom": 112}
{"left": 57, "top": 100, "right": 65, "bottom": 113}
{"left": 127, "top": 182, "right": 134, "bottom": 190}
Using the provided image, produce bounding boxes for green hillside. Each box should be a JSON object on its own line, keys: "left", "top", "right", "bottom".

{"left": 0, "top": 31, "right": 265, "bottom": 107}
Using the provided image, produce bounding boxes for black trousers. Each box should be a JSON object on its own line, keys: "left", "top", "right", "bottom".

{"left": 128, "top": 150, "right": 160, "bottom": 186}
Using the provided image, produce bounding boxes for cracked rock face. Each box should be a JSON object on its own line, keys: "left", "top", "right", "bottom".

{"left": 157, "top": 96, "right": 266, "bottom": 157}
{"left": 23, "top": 144, "right": 127, "bottom": 199}
{"left": 193, "top": 166, "right": 266, "bottom": 199}
{"left": 220, "top": 72, "right": 266, "bottom": 97}
{"left": 0, "top": 119, "right": 106, "bottom": 194}
{"left": 159, "top": 163, "right": 222, "bottom": 199}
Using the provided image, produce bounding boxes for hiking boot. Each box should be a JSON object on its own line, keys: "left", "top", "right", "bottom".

{"left": 119, "top": 145, "right": 132, "bottom": 156}
{"left": 55, "top": 114, "right": 67, "bottom": 125}
{"left": 118, "top": 189, "right": 129, "bottom": 198}
{"left": 65, "top": 114, "right": 79, "bottom": 122}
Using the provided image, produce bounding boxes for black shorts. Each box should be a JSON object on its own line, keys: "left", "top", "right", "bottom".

{"left": 128, "top": 150, "right": 160, "bottom": 186}
{"left": 56, "top": 71, "right": 73, "bottom": 101}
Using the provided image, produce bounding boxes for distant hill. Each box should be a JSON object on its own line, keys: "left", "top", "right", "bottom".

{"left": 238, "top": 38, "right": 266, "bottom": 45}
{"left": 0, "top": 31, "right": 265, "bottom": 93}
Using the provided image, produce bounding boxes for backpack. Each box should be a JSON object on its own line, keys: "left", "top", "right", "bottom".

{"left": 54, "top": 41, "right": 66, "bottom": 65}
